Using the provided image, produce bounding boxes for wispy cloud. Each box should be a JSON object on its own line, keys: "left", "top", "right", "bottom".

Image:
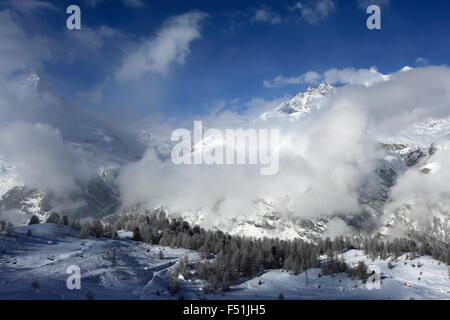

{"left": 264, "top": 67, "right": 390, "bottom": 88}
{"left": 116, "top": 11, "right": 208, "bottom": 81}
{"left": 0, "top": 10, "right": 57, "bottom": 76}
{"left": 415, "top": 57, "right": 429, "bottom": 66}
{"left": 66, "top": 25, "right": 125, "bottom": 50}
{"left": 323, "top": 66, "right": 390, "bottom": 86}
{"left": 290, "top": 0, "right": 337, "bottom": 24}
{"left": 263, "top": 71, "right": 320, "bottom": 88}
{"left": 253, "top": 5, "right": 282, "bottom": 25}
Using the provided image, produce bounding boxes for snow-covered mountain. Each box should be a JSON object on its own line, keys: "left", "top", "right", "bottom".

{"left": 181, "top": 81, "right": 450, "bottom": 244}
{"left": 181, "top": 202, "right": 329, "bottom": 241}
{"left": 0, "top": 72, "right": 145, "bottom": 223}
{"left": 260, "top": 81, "right": 335, "bottom": 120}
{"left": 0, "top": 73, "right": 449, "bottom": 245}
{"left": 19, "top": 72, "right": 144, "bottom": 164}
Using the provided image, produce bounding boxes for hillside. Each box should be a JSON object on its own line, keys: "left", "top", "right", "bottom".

{"left": 0, "top": 223, "right": 448, "bottom": 300}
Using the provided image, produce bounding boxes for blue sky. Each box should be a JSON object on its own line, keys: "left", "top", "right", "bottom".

{"left": 3, "top": 0, "right": 450, "bottom": 119}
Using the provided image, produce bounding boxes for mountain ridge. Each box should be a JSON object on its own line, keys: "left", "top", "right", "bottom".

{"left": 0, "top": 73, "right": 448, "bottom": 245}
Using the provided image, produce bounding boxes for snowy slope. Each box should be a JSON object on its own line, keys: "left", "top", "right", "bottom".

{"left": 0, "top": 224, "right": 448, "bottom": 300}
{"left": 0, "top": 224, "right": 200, "bottom": 299}
{"left": 219, "top": 251, "right": 450, "bottom": 300}
{"left": 182, "top": 203, "right": 328, "bottom": 242}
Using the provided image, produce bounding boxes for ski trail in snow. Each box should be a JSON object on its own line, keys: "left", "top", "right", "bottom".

{"left": 139, "top": 260, "right": 178, "bottom": 299}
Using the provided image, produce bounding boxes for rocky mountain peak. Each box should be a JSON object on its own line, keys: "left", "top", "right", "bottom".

{"left": 260, "top": 81, "right": 335, "bottom": 120}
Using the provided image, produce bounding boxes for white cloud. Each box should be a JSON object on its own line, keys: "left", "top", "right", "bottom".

{"left": 116, "top": 91, "right": 376, "bottom": 221}
{"left": 304, "top": 71, "right": 321, "bottom": 83}
{"left": 253, "top": 5, "right": 282, "bottom": 25}
{"left": 264, "top": 71, "right": 320, "bottom": 88}
{"left": 0, "top": 10, "right": 56, "bottom": 76}
{"left": 291, "top": 0, "right": 337, "bottom": 24}
{"left": 117, "top": 66, "right": 450, "bottom": 225}
{"left": 0, "top": 6, "right": 124, "bottom": 79}
{"left": 264, "top": 67, "right": 390, "bottom": 88}
{"left": 66, "top": 25, "right": 124, "bottom": 50}
{"left": 384, "top": 148, "right": 450, "bottom": 229}
{"left": 116, "top": 11, "right": 208, "bottom": 81}
{"left": 324, "top": 66, "right": 390, "bottom": 86}
{"left": 0, "top": 69, "right": 114, "bottom": 211}
{"left": 0, "top": 122, "right": 97, "bottom": 196}
{"left": 323, "top": 218, "right": 354, "bottom": 238}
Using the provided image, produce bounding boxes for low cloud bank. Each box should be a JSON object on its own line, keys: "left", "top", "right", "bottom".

{"left": 117, "top": 67, "right": 450, "bottom": 228}
{"left": 0, "top": 122, "right": 97, "bottom": 196}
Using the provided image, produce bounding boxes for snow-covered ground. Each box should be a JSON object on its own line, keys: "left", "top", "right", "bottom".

{"left": 0, "top": 224, "right": 200, "bottom": 300}
{"left": 212, "top": 250, "right": 449, "bottom": 300}
{"left": 0, "top": 224, "right": 448, "bottom": 300}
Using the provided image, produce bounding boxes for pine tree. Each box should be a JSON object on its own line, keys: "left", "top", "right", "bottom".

{"left": 92, "top": 220, "right": 104, "bottom": 238}
{"left": 231, "top": 250, "right": 240, "bottom": 272}
{"left": 222, "top": 271, "right": 232, "bottom": 291}
{"left": 28, "top": 215, "right": 40, "bottom": 225}
{"left": 61, "top": 215, "right": 69, "bottom": 226}
{"left": 293, "top": 257, "right": 301, "bottom": 275}
{"left": 46, "top": 212, "right": 60, "bottom": 224}
{"left": 132, "top": 227, "right": 141, "bottom": 241}
{"left": 283, "top": 255, "right": 293, "bottom": 271}
{"left": 256, "top": 251, "right": 265, "bottom": 274}
{"left": 6, "top": 222, "right": 14, "bottom": 236}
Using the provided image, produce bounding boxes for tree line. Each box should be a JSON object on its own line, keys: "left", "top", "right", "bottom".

{"left": 11, "top": 210, "right": 450, "bottom": 292}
